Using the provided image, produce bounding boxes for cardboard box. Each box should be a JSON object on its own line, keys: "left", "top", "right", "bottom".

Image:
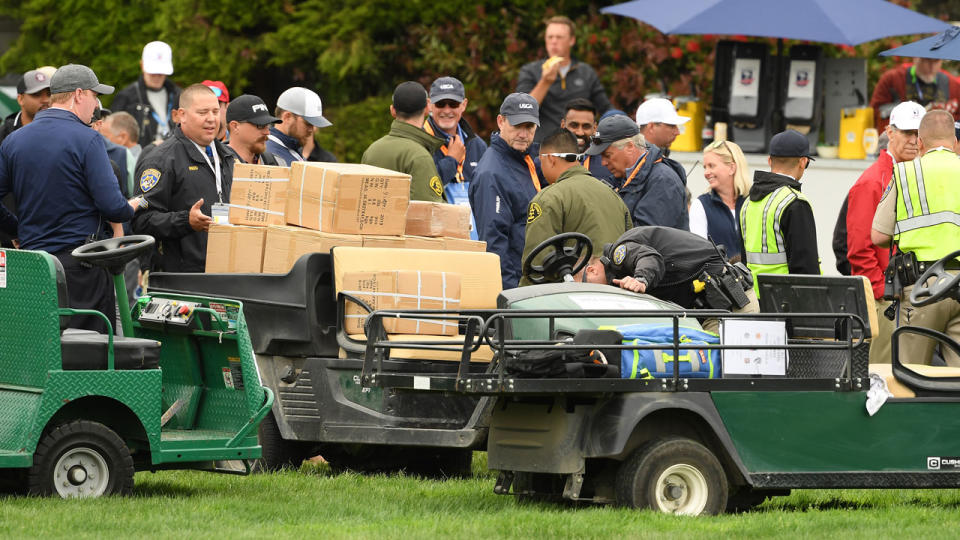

{"left": 341, "top": 270, "right": 461, "bottom": 335}
{"left": 285, "top": 162, "right": 411, "bottom": 235}
{"left": 443, "top": 237, "right": 487, "bottom": 252}
{"left": 405, "top": 201, "right": 471, "bottom": 239}
{"left": 404, "top": 236, "right": 445, "bottom": 250}
{"left": 229, "top": 164, "right": 290, "bottom": 226}
{"left": 362, "top": 235, "right": 407, "bottom": 249}
{"left": 205, "top": 224, "right": 267, "bottom": 273}
{"left": 262, "top": 225, "right": 362, "bottom": 274}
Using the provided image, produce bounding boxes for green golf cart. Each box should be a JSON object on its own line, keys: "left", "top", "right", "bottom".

{"left": 0, "top": 236, "right": 272, "bottom": 497}
{"left": 363, "top": 234, "right": 960, "bottom": 515}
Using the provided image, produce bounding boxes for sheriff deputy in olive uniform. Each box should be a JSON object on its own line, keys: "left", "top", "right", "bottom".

{"left": 361, "top": 81, "right": 445, "bottom": 202}
{"left": 872, "top": 109, "right": 960, "bottom": 366}
{"left": 576, "top": 226, "right": 759, "bottom": 333}
{"left": 132, "top": 84, "right": 235, "bottom": 272}
{"left": 520, "top": 128, "right": 631, "bottom": 286}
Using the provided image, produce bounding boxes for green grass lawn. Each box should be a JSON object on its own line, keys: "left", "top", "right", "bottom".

{"left": 3, "top": 455, "right": 960, "bottom": 539}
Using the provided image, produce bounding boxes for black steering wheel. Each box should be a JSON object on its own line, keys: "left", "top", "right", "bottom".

{"left": 72, "top": 235, "right": 155, "bottom": 276}
{"left": 522, "top": 232, "right": 592, "bottom": 284}
{"left": 910, "top": 249, "right": 960, "bottom": 307}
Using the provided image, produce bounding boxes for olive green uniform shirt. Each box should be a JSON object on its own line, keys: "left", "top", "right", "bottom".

{"left": 520, "top": 165, "right": 632, "bottom": 285}
{"left": 361, "top": 119, "right": 445, "bottom": 202}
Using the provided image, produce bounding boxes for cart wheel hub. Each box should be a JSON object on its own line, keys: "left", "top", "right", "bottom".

{"left": 654, "top": 463, "right": 709, "bottom": 515}
{"left": 664, "top": 483, "right": 684, "bottom": 501}
{"left": 52, "top": 447, "right": 109, "bottom": 498}
{"left": 67, "top": 465, "right": 87, "bottom": 485}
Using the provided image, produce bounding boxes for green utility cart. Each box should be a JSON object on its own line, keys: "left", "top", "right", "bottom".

{"left": 364, "top": 236, "right": 960, "bottom": 515}
{"left": 0, "top": 236, "right": 272, "bottom": 497}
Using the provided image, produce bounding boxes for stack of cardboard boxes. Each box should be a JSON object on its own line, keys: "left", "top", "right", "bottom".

{"left": 206, "top": 162, "right": 487, "bottom": 274}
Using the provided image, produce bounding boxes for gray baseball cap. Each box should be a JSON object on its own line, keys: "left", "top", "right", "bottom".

{"left": 17, "top": 69, "right": 50, "bottom": 95}
{"left": 585, "top": 115, "right": 640, "bottom": 156}
{"left": 499, "top": 92, "right": 539, "bottom": 126}
{"left": 49, "top": 64, "right": 114, "bottom": 95}
{"left": 430, "top": 76, "right": 465, "bottom": 103}
{"left": 277, "top": 86, "right": 331, "bottom": 128}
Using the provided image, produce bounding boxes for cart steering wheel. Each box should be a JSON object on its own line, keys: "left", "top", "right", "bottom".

{"left": 909, "top": 249, "right": 960, "bottom": 307}
{"left": 522, "top": 232, "right": 592, "bottom": 284}
{"left": 72, "top": 235, "right": 155, "bottom": 276}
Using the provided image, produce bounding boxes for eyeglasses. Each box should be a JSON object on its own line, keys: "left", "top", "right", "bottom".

{"left": 540, "top": 152, "right": 580, "bottom": 162}
{"left": 706, "top": 139, "right": 730, "bottom": 152}
{"left": 433, "top": 100, "right": 462, "bottom": 109}
{"left": 245, "top": 122, "right": 271, "bottom": 130}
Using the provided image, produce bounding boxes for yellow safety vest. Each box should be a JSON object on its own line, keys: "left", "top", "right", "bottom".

{"left": 740, "top": 185, "right": 808, "bottom": 294}
{"left": 893, "top": 149, "right": 960, "bottom": 261}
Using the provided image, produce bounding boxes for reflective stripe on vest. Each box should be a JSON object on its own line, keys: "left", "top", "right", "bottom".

{"left": 741, "top": 185, "right": 806, "bottom": 293}
{"left": 893, "top": 149, "right": 960, "bottom": 261}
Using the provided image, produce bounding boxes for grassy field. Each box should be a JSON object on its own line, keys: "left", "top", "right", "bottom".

{"left": 3, "top": 455, "right": 960, "bottom": 539}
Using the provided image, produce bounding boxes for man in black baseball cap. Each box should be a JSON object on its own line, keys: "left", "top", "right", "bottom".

{"left": 585, "top": 114, "right": 687, "bottom": 230}
{"left": 226, "top": 94, "right": 284, "bottom": 165}
{"left": 739, "top": 129, "right": 821, "bottom": 291}
{"left": 362, "top": 81, "right": 444, "bottom": 202}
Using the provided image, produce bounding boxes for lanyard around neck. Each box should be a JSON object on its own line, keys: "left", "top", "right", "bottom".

{"left": 617, "top": 152, "right": 648, "bottom": 192}
{"left": 194, "top": 142, "right": 223, "bottom": 202}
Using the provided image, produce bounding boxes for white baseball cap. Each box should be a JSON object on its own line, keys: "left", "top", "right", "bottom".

{"left": 635, "top": 97, "right": 690, "bottom": 126}
{"left": 141, "top": 41, "right": 173, "bottom": 76}
{"left": 889, "top": 101, "right": 925, "bottom": 130}
{"left": 276, "top": 87, "right": 332, "bottom": 128}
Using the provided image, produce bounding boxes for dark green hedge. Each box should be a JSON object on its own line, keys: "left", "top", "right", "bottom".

{"left": 0, "top": 0, "right": 938, "bottom": 163}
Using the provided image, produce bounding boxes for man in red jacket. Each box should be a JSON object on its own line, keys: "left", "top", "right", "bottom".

{"left": 870, "top": 59, "right": 960, "bottom": 132}
{"left": 847, "top": 100, "right": 924, "bottom": 363}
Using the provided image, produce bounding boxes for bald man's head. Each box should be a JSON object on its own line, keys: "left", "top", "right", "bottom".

{"left": 918, "top": 109, "right": 956, "bottom": 151}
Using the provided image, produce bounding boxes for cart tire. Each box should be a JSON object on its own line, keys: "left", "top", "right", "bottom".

{"left": 28, "top": 420, "right": 134, "bottom": 498}
{"left": 252, "top": 412, "right": 312, "bottom": 472}
{"left": 616, "top": 437, "right": 728, "bottom": 515}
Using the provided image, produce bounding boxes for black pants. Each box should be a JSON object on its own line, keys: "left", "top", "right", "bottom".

{"left": 54, "top": 250, "right": 116, "bottom": 334}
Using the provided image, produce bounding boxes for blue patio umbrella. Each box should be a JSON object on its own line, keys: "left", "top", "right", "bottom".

{"left": 600, "top": 0, "right": 950, "bottom": 46}
{"left": 880, "top": 26, "right": 960, "bottom": 60}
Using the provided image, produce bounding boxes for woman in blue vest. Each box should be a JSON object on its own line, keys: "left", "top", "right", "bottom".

{"left": 689, "top": 140, "right": 751, "bottom": 261}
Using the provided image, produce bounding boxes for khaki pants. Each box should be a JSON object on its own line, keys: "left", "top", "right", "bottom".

{"left": 895, "top": 285, "right": 960, "bottom": 366}
{"left": 869, "top": 299, "right": 895, "bottom": 364}
{"left": 701, "top": 288, "right": 761, "bottom": 335}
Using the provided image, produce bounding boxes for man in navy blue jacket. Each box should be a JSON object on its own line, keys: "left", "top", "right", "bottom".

{"left": 469, "top": 93, "right": 544, "bottom": 290}
{"left": 0, "top": 64, "right": 137, "bottom": 333}
{"left": 585, "top": 115, "right": 687, "bottom": 231}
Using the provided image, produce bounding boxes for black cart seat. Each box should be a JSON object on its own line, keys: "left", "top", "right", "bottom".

{"left": 60, "top": 329, "right": 160, "bottom": 371}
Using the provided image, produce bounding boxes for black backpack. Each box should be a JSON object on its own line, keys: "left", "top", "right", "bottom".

{"left": 503, "top": 330, "right": 622, "bottom": 378}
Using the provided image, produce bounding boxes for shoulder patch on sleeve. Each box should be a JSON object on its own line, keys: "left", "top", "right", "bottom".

{"left": 430, "top": 176, "right": 443, "bottom": 198}
{"left": 527, "top": 202, "right": 542, "bottom": 224}
{"left": 140, "top": 168, "right": 161, "bottom": 192}
{"left": 613, "top": 244, "right": 627, "bottom": 265}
